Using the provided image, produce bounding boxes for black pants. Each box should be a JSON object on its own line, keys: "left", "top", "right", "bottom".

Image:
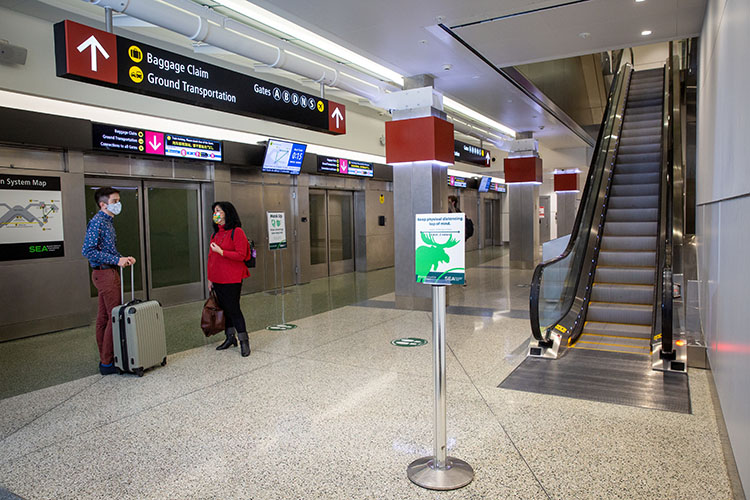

{"left": 212, "top": 282, "right": 246, "bottom": 334}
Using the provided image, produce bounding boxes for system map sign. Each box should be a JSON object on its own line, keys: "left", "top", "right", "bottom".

{"left": 0, "top": 174, "right": 64, "bottom": 261}
{"left": 415, "top": 213, "right": 465, "bottom": 285}
{"left": 54, "top": 20, "right": 346, "bottom": 135}
{"left": 267, "top": 212, "right": 287, "bottom": 250}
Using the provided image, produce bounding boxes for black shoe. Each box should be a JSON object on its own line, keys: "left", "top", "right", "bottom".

{"left": 99, "top": 363, "right": 118, "bottom": 375}
{"left": 238, "top": 332, "right": 251, "bottom": 357}
{"left": 216, "top": 332, "right": 237, "bottom": 350}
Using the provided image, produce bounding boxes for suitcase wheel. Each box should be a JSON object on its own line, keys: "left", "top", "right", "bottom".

{"left": 117, "top": 368, "right": 123, "bottom": 375}
{"left": 161, "top": 357, "right": 167, "bottom": 367}
{"left": 135, "top": 367, "right": 144, "bottom": 377}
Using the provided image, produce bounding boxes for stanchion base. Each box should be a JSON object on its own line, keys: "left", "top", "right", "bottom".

{"left": 265, "top": 324, "right": 297, "bottom": 331}
{"left": 407, "top": 456, "right": 474, "bottom": 490}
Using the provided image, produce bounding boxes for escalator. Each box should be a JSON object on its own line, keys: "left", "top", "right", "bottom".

{"left": 527, "top": 49, "right": 687, "bottom": 374}
{"left": 574, "top": 68, "right": 663, "bottom": 355}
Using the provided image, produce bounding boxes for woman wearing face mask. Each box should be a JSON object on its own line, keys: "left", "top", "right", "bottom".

{"left": 207, "top": 201, "right": 251, "bottom": 357}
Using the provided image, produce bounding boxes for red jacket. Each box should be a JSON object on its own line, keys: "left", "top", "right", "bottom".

{"left": 208, "top": 225, "right": 250, "bottom": 284}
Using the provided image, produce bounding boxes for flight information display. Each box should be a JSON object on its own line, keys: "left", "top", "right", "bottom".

{"left": 448, "top": 175, "right": 467, "bottom": 188}
{"left": 489, "top": 182, "right": 507, "bottom": 193}
{"left": 262, "top": 139, "right": 307, "bottom": 175}
{"left": 478, "top": 176, "right": 491, "bottom": 192}
{"left": 317, "top": 156, "right": 374, "bottom": 177}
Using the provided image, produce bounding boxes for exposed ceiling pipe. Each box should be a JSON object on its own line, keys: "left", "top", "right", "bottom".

{"left": 85, "top": 0, "right": 512, "bottom": 148}
{"left": 85, "top": 0, "right": 387, "bottom": 100}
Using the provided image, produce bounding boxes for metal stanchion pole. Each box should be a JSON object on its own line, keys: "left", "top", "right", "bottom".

{"left": 280, "top": 249, "right": 286, "bottom": 325}
{"left": 407, "top": 285, "right": 474, "bottom": 490}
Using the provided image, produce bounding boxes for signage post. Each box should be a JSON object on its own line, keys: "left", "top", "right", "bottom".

{"left": 265, "top": 212, "right": 295, "bottom": 331}
{"left": 408, "top": 214, "right": 473, "bottom": 490}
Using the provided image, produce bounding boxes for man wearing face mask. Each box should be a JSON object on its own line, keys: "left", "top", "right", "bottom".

{"left": 82, "top": 187, "right": 136, "bottom": 375}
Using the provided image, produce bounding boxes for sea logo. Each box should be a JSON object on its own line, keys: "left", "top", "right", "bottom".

{"left": 415, "top": 233, "right": 460, "bottom": 283}
{"left": 129, "top": 66, "right": 144, "bottom": 83}
{"left": 128, "top": 45, "right": 143, "bottom": 63}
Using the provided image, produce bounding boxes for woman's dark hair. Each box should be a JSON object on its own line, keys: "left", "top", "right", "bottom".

{"left": 211, "top": 201, "right": 242, "bottom": 233}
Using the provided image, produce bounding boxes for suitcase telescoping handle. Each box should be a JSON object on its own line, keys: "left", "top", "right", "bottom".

{"left": 120, "top": 264, "right": 136, "bottom": 304}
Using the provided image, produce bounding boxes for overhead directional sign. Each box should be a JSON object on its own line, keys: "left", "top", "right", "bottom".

{"left": 454, "top": 140, "right": 492, "bottom": 167}
{"left": 54, "top": 20, "right": 347, "bottom": 135}
{"left": 93, "top": 123, "right": 222, "bottom": 161}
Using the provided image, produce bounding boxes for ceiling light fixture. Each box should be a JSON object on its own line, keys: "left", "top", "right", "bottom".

{"left": 444, "top": 97, "right": 516, "bottom": 138}
{"left": 214, "top": 1, "right": 515, "bottom": 141}
{"left": 215, "top": 0, "right": 405, "bottom": 86}
{"left": 641, "top": 30, "right": 652, "bottom": 36}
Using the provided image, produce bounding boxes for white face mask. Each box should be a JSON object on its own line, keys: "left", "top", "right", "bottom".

{"left": 107, "top": 201, "right": 122, "bottom": 215}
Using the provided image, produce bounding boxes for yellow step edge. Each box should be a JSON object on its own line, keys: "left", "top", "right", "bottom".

{"left": 582, "top": 320, "right": 652, "bottom": 328}
{"left": 570, "top": 345, "right": 650, "bottom": 356}
{"left": 595, "top": 265, "right": 656, "bottom": 270}
{"left": 592, "top": 282, "right": 655, "bottom": 287}
{"left": 592, "top": 282, "right": 654, "bottom": 288}
{"left": 588, "top": 300, "right": 653, "bottom": 307}
{"left": 580, "top": 332, "right": 652, "bottom": 341}
{"left": 577, "top": 340, "right": 649, "bottom": 349}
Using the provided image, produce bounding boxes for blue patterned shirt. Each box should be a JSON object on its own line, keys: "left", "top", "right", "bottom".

{"left": 82, "top": 211, "right": 121, "bottom": 267}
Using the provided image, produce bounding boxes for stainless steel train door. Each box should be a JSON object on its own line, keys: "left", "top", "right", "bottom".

{"left": 84, "top": 178, "right": 205, "bottom": 307}
{"left": 309, "top": 189, "right": 354, "bottom": 279}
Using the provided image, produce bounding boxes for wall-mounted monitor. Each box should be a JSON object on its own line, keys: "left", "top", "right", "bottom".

{"left": 478, "top": 176, "right": 491, "bottom": 192}
{"left": 489, "top": 182, "right": 507, "bottom": 193}
{"left": 262, "top": 139, "right": 307, "bottom": 175}
{"left": 448, "top": 175, "right": 467, "bottom": 188}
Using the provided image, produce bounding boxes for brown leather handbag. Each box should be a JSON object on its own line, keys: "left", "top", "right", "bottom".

{"left": 201, "top": 290, "right": 225, "bottom": 337}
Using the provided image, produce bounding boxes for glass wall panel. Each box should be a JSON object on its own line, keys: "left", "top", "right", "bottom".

{"left": 147, "top": 187, "right": 201, "bottom": 288}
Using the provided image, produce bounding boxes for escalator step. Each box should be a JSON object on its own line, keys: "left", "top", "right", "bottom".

{"left": 590, "top": 281, "right": 654, "bottom": 302}
{"left": 586, "top": 301, "right": 653, "bottom": 324}
{"left": 604, "top": 208, "right": 658, "bottom": 222}
{"left": 612, "top": 172, "right": 660, "bottom": 185}
{"left": 600, "top": 236, "right": 657, "bottom": 252}
{"left": 603, "top": 221, "right": 657, "bottom": 236}
{"left": 608, "top": 195, "right": 658, "bottom": 209}
{"left": 581, "top": 320, "right": 653, "bottom": 338}
{"left": 613, "top": 162, "right": 660, "bottom": 174}
{"left": 610, "top": 183, "right": 659, "bottom": 196}
{"left": 616, "top": 152, "right": 661, "bottom": 164}
{"left": 594, "top": 265, "right": 656, "bottom": 284}
{"left": 616, "top": 143, "right": 661, "bottom": 155}
{"left": 621, "top": 126, "right": 662, "bottom": 139}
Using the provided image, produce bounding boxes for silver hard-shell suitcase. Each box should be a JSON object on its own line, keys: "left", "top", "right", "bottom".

{"left": 111, "top": 266, "right": 167, "bottom": 376}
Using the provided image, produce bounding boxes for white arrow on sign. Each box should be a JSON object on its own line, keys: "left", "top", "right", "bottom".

{"left": 331, "top": 107, "right": 344, "bottom": 128}
{"left": 76, "top": 35, "right": 110, "bottom": 72}
{"left": 149, "top": 136, "right": 161, "bottom": 150}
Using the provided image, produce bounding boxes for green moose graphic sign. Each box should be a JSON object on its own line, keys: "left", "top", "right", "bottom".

{"left": 415, "top": 213, "right": 465, "bottom": 285}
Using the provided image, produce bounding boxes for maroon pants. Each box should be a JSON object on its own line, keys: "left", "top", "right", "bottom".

{"left": 92, "top": 268, "right": 121, "bottom": 365}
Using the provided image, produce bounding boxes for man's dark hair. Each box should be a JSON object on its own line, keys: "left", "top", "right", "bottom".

{"left": 94, "top": 187, "right": 120, "bottom": 208}
{"left": 212, "top": 201, "right": 242, "bottom": 233}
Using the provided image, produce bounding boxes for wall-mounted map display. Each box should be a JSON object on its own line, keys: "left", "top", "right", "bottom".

{"left": 0, "top": 174, "right": 64, "bottom": 261}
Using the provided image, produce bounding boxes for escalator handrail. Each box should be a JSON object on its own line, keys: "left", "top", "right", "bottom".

{"left": 529, "top": 63, "right": 632, "bottom": 342}
{"left": 655, "top": 46, "right": 680, "bottom": 354}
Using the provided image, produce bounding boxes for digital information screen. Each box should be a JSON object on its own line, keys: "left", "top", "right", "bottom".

{"left": 93, "top": 123, "right": 222, "bottom": 161}
{"left": 490, "top": 182, "right": 507, "bottom": 193}
{"left": 317, "top": 156, "right": 374, "bottom": 178}
{"left": 478, "top": 176, "right": 491, "bottom": 192}
{"left": 448, "top": 175, "right": 467, "bottom": 188}
{"left": 262, "top": 139, "right": 307, "bottom": 175}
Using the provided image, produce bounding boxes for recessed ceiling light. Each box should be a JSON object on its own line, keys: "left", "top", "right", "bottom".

{"left": 641, "top": 29, "right": 652, "bottom": 36}
{"left": 578, "top": 32, "right": 591, "bottom": 39}
{"left": 635, "top": 0, "right": 645, "bottom": 3}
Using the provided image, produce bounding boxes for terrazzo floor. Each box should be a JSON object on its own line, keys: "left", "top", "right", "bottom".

{"left": 0, "top": 248, "right": 736, "bottom": 499}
